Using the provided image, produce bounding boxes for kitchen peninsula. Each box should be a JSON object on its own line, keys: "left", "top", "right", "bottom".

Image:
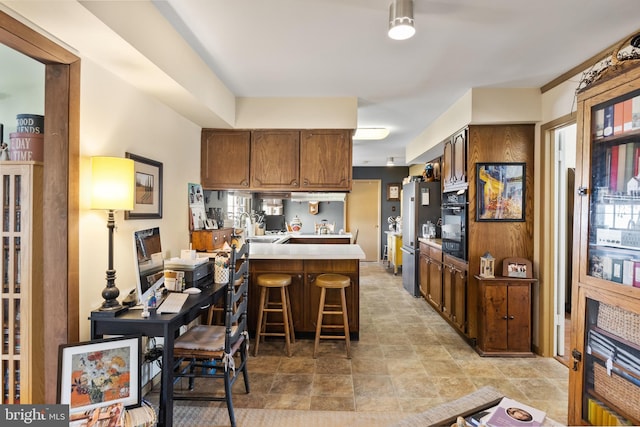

{"left": 248, "top": 241, "right": 365, "bottom": 339}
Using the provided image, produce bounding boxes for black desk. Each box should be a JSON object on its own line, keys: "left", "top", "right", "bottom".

{"left": 90, "top": 283, "right": 225, "bottom": 427}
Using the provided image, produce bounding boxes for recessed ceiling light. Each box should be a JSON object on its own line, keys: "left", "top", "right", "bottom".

{"left": 353, "top": 128, "right": 390, "bottom": 140}
{"left": 386, "top": 157, "right": 395, "bottom": 166}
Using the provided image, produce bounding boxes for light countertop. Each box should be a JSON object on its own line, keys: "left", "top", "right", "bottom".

{"left": 249, "top": 243, "right": 365, "bottom": 260}
{"left": 418, "top": 237, "right": 442, "bottom": 247}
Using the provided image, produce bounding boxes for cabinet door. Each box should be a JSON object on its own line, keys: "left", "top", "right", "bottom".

{"left": 506, "top": 283, "right": 530, "bottom": 352}
{"left": 419, "top": 252, "right": 429, "bottom": 299}
{"left": 442, "top": 138, "right": 453, "bottom": 187}
{"left": 201, "top": 130, "right": 250, "bottom": 189}
{"left": 300, "top": 130, "right": 352, "bottom": 190}
{"left": 442, "top": 263, "right": 454, "bottom": 321}
{"left": 481, "top": 283, "right": 508, "bottom": 352}
{"left": 250, "top": 130, "right": 300, "bottom": 189}
{"left": 451, "top": 265, "right": 467, "bottom": 332}
{"left": 452, "top": 128, "right": 466, "bottom": 183}
{"left": 427, "top": 258, "right": 443, "bottom": 310}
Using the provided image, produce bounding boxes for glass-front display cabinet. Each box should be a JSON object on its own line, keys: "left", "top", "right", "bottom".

{"left": 570, "top": 61, "right": 640, "bottom": 425}
{"left": 1, "top": 161, "right": 43, "bottom": 404}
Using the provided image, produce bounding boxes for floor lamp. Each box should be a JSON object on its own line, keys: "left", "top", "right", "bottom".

{"left": 91, "top": 156, "right": 135, "bottom": 315}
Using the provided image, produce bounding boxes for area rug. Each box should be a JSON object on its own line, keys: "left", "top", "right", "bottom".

{"left": 172, "top": 404, "right": 407, "bottom": 427}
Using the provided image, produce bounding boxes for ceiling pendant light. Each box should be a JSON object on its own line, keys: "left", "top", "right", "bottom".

{"left": 386, "top": 157, "right": 395, "bottom": 166}
{"left": 388, "top": 0, "right": 415, "bottom": 41}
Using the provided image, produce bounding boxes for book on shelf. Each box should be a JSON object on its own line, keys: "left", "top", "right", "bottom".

{"left": 624, "top": 98, "right": 633, "bottom": 132}
{"left": 623, "top": 259, "right": 634, "bottom": 286}
{"left": 633, "top": 95, "right": 640, "bottom": 130}
{"left": 610, "top": 145, "right": 619, "bottom": 192}
{"left": 604, "top": 105, "right": 614, "bottom": 137}
{"left": 617, "top": 143, "right": 626, "bottom": 192}
{"left": 633, "top": 259, "right": 640, "bottom": 288}
{"left": 614, "top": 101, "right": 624, "bottom": 135}
{"left": 594, "top": 108, "right": 605, "bottom": 137}
{"left": 612, "top": 258, "right": 624, "bottom": 283}
{"left": 485, "top": 397, "right": 546, "bottom": 427}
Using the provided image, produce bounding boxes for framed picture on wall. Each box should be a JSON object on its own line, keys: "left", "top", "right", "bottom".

{"left": 125, "top": 152, "right": 163, "bottom": 220}
{"left": 387, "top": 183, "right": 400, "bottom": 201}
{"left": 476, "top": 162, "right": 525, "bottom": 222}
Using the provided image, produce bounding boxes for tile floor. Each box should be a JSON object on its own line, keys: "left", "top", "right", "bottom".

{"left": 172, "top": 261, "right": 569, "bottom": 424}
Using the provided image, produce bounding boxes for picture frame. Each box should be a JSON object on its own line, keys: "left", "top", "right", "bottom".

{"left": 125, "top": 152, "right": 163, "bottom": 219}
{"left": 503, "top": 257, "right": 533, "bottom": 279}
{"left": 476, "top": 162, "right": 525, "bottom": 222}
{"left": 57, "top": 335, "right": 142, "bottom": 414}
{"left": 387, "top": 183, "right": 400, "bottom": 201}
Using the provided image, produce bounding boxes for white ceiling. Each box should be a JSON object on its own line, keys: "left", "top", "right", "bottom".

{"left": 3, "top": 0, "right": 640, "bottom": 166}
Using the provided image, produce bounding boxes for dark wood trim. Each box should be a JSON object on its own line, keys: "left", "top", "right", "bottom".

{"left": 1, "top": 10, "right": 80, "bottom": 403}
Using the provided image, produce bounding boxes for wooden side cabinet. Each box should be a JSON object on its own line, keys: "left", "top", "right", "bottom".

{"left": 475, "top": 275, "right": 535, "bottom": 357}
{"left": 1, "top": 162, "right": 44, "bottom": 403}
{"left": 190, "top": 228, "right": 233, "bottom": 252}
{"left": 442, "top": 127, "right": 467, "bottom": 192}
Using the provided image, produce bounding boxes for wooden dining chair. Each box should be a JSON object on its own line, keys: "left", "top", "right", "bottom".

{"left": 172, "top": 242, "right": 250, "bottom": 427}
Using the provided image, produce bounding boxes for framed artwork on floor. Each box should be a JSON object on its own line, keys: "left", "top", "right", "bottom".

{"left": 57, "top": 335, "right": 142, "bottom": 414}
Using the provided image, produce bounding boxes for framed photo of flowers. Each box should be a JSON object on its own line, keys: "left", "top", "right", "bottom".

{"left": 57, "top": 335, "right": 142, "bottom": 413}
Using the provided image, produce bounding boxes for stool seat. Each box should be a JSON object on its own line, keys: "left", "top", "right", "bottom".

{"left": 257, "top": 273, "right": 292, "bottom": 287}
{"left": 315, "top": 273, "right": 350, "bottom": 288}
{"left": 254, "top": 273, "right": 295, "bottom": 357}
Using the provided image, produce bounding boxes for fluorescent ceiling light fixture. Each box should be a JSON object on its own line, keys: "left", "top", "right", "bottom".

{"left": 388, "top": 0, "right": 415, "bottom": 41}
{"left": 386, "top": 157, "right": 395, "bottom": 166}
{"left": 353, "top": 128, "right": 390, "bottom": 140}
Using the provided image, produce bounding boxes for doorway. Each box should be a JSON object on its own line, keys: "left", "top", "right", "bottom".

{"left": 346, "top": 180, "right": 380, "bottom": 261}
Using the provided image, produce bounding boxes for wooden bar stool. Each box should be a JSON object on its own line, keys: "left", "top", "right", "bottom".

{"left": 313, "top": 273, "right": 351, "bottom": 359}
{"left": 254, "top": 273, "right": 295, "bottom": 356}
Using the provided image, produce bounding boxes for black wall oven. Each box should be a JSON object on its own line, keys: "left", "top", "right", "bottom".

{"left": 441, "top": 189, "right": 468, "bottom": 261}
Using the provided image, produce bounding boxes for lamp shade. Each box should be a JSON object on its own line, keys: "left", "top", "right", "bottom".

{"left": 388, "top": 0, "right": 415, "bottom": 41}
{"left": 91, "top": 156, "right": 135, "bottom": 211}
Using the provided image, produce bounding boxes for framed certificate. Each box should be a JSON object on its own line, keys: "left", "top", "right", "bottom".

{"left": 387, "top": 183, "right": 400, "bottom": 201}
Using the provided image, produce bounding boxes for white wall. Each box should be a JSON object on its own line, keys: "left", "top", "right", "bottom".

{"left": 78, "top": 58, "right": 202, "bottom": 340}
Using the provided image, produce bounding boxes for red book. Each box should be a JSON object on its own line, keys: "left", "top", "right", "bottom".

{"left": 614, "top": 102, "right": 624, "bottom": 135}
{"left": 610, "top": 145, "right": 619, "bottom": 192}
{"left": 633, "top": 260, "right": 640, "bottom": 288}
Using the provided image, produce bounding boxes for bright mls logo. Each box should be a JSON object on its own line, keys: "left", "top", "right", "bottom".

{"left": 1, "top": 405, "right": 67, "bottom": 426}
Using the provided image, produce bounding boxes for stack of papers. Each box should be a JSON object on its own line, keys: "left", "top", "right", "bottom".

{"left": 164, "top": 257, "right": 209, "bottom": 269}
{"left": 465, "top": 398, "right": 546, "bottom": 427}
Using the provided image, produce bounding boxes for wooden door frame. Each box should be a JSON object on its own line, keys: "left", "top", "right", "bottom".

{"left": 0, "top": 11, "right": 80, "bottom": 402}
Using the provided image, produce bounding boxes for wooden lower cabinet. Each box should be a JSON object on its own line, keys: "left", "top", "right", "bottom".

{"left": 419, "top": 241, "right": 443, "bottom": 310}
{"left": 248, "top": 259, "right": 359, "bottom": 338}
{"left": 442, "top": 255, "right": 467, "bottom": 334}
{"left": 475, "top": 276, "right": 534, "bottom": 356}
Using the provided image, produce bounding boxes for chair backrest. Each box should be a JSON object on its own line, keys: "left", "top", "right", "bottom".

{"left": 224, "top": 242, "right": 249, "bottom": 354}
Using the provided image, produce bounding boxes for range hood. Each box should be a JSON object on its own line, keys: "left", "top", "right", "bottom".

{"left": 289, "top": 192, "right": 346, "bottom": 202}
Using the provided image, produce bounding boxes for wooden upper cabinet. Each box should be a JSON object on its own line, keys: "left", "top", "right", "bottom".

{"left": 300, "top": 129, "right": 352, "bottom": 191}
{"left": 201, "top": 130, "right": 250, "bottom": 189}
{"left": 250, "top": 130, "right": 300, "bottom": 189}
{"left": 452, "top": 128, "right": 466, "bottom": 183}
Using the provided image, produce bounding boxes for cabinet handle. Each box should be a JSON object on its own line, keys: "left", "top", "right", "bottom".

{"left": 503, "top": 315, "right": 508, "bottom": 320}
{"left": 509, "top": 315, "right": 515, "bottom": 320}
{"left": 303, "top": 179, "right": 309, "bottom": 186}
{"left": 577, "top": 186, "right": 588, "bottom": 196}
{"left": 293, "top": 180, "right": 299, "bottom": 186}
{"left": 241, "top": 180, "right": 249, "bottom": 187}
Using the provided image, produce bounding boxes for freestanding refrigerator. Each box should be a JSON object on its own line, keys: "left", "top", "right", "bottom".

{"left": 400, "top": 181, "right": 442, "bottom": 296}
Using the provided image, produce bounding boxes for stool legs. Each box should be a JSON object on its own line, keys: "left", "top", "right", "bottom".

{"left": 313, "top": 286, "right": 351, "bottom": 359}
{"left": 253, "top": 285, "right": 295, "bottom": 357}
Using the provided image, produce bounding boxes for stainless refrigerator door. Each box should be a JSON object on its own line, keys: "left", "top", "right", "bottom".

{"left": 400, "top": 246, "right": 419, "bottom": 297}
{"left": 402, "top": 182, "right": 416, "bottom": 249}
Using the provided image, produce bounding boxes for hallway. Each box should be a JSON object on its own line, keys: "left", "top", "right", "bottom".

{"left": 178, "top": 261, "right": 569, "bottom": 424}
